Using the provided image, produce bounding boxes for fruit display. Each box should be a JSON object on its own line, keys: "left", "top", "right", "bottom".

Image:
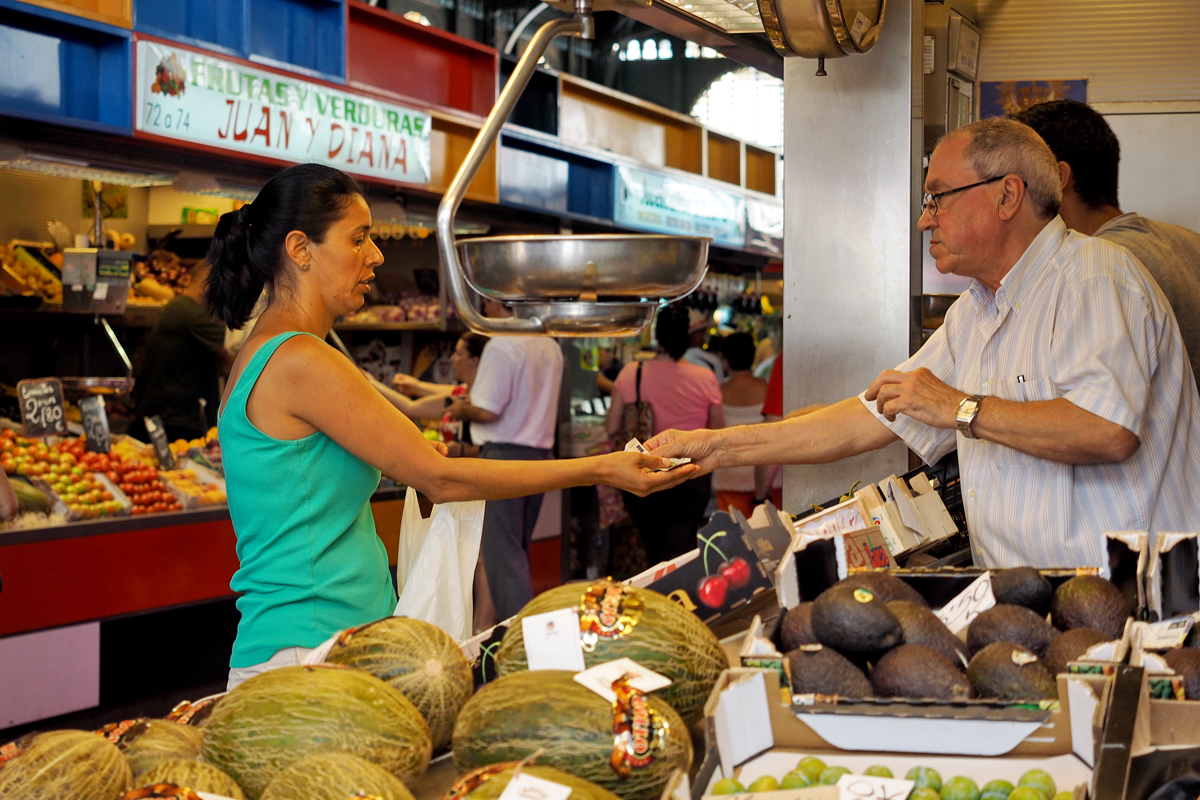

{"left": 341, "top": 293, "right": 442, "bottom": 325}
{"left": 97, "top": 718, "right": 203, "bottom": 777}
{"left": 0, "top": 729, "right": 132, "bottom": 800}
{"left": 8, "top": 475, "right": 50, "bottom": 513}
{"left": 324, "top": 616, "right": 473, "bottom": 751}
{"left": 259, "top": 753, "right": 414, "bottom": 800}
{"left": 113, "top": 436, "right": 159, "bottom": 468}
{"left": 118, "top": 466, "right": 183, "bottom": 514}
{"left": 453, "top": 765, "right": 624, "bottom": 800}
{"left": 2, "top": 242, "right": 62, "bottom": 302}
{"left": 782, "top": 569, "right": 1133, "bottom": 703}
{"left": 494, "top": 580, "right": 728, "bottom": 724}
{"left": 133, "top": 758, "right": 246, "bottom": 799}
{"left": 452, "top": 670, "right": 691, "bottom": 800}
{"left": 2, "top": 432, "right": 127, "bottom": 519}
{"left": 201, "top": 664, "right": 432, "bottom": 798}
{"left": 1161, "top": 647, "right": 1200, "bottom": 699}
{"left": 160, "top": 467, "right": 226, "bottom": 507}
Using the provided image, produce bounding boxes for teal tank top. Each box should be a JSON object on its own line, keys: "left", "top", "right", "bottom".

{"left": 219, "top": 331, "right": 394, "bottom": 668}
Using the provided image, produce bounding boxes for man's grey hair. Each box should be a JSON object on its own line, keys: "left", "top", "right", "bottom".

{"left": 941, "top": 117, "right": 1063, "bottom": 219}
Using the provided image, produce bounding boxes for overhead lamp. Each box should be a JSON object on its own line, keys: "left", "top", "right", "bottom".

{"left": 657, "top": 0, "right": 764, "bottom": 33}
{"left": 0, "top": 144, "right": 174, "bottom": 187}
{"left": 172, "top": 172, "right": 261, "bottom": 202}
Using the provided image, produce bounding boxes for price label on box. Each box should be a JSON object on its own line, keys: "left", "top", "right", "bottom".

{"left": 935, "top": 572, "right": 996, "bottom": 634}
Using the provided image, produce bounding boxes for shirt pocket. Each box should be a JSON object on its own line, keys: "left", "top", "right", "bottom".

{"left": 997, "top": 376, "right": 1057, "bottom": 403}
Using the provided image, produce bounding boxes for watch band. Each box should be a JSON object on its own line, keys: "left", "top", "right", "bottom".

{"left": 956, "top": 395, "right": 985, "bottom": 439}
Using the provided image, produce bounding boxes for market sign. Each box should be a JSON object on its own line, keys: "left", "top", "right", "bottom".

{"left": 614, "top": 165, "right": 746, "bottom": 248}
{"left": 134, "top": 39, "right": 432, "bottom": 186}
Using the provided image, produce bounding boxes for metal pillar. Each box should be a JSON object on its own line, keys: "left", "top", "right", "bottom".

{"left": 781, "top": 0, "right": 924, "bottom": 509}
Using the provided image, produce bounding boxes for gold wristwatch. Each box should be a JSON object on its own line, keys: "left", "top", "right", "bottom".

{"left": 955, "top": 395, "right": 985, "bottom": 439}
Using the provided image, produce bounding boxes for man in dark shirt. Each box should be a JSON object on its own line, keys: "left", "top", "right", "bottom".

{"left": 132, "top": 260, "right": 232, "bottom": 442}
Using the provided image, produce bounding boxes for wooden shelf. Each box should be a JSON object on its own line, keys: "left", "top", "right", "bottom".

{"left": 429, "top": 111, "right": 498, "bottom": 204}
{"left": 707, "top": 131, "right": 741, "bottom": 187}
{"left": 746, "top": 145, "right": 778, "bottom": 196}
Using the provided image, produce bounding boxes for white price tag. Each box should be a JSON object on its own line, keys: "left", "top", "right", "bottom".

{"left": 522, "top": 608, "right": 587, "bottom": 672}
{"left": 1141, "top": 616, "right": 1194, "bottom": 650}
{"left": 498, "top": 773, "right": 573, "bottom": 800}
{"left": 573, "top": 658, "right": 671, "bottom": 702}
{"left": 837, "top": 774, "right": 914, "bottom": 800}
{"left": 934, "top": 572, "right": 996, "bottom": 634}
{"left": 92, "top": 282, "right": 109, "bottom": 300}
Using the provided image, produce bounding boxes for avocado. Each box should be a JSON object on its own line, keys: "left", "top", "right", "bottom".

{"left": 780, "top": 602, "right": 818, "bottom": 651}
{"left": 991, "top": 567, "right": 1054, "bottom": 615}
{"left": 966, "top": 642, "right": 1057, "bottom": 701}
{"left": 869, "top": 644, "right": 974, "bottom": 700}
{"left": 1049, "top": 575, "right": 1131, "bottom": 640}
{"left": 1163, "top": 648, "right": 1200, "bottom": 699}
{"left": 1043, "top": 627, "right": 1109, "bottom": 676}
{"left": 786, "top": 644, "right": 873, "bottom": 698}
{"left": 836, "top": 571, "right": 928, "bottom": 607}
{"left": 811, "top": 583, "right": 903, "bottom": 655}
{"left": 888, "top": 600, "right": 970, "bottom": 667}
{"left": 967, "top": 604, "right": 1058, "bottom": 657}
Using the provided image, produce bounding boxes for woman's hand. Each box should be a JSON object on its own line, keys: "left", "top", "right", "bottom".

{"left": 430, "top": 439, "right": 449, "bottom": 457}
{"left": 600, "top": 450, "right": 700, "bottom": 497}
{"left": 392, "top": 373, "right": 419, "bottom": 396}
{"left": 643, "top": 428, "right": 721, "bottom": 475}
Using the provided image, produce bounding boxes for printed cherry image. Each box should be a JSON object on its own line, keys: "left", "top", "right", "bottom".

{"left": 719, "top": 557, "right": 751, "bottom": 589}
{"left": 698, "top": 574, "right": 729, "bottom": 608}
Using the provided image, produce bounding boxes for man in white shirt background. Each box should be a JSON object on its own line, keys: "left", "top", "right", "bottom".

{"left": 447, "top": 299, "right": 564, "bottom": 620}
{"left": 645, "top": 117, "right": 1200, "bottom": 569}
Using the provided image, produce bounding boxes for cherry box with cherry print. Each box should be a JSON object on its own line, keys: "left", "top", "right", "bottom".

{"left": 646, "top": 511, "right": 775, "bottom": 626}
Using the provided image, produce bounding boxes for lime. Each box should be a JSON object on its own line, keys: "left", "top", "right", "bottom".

{"left": 818, "top": 766, "right": 851, "bottom": 785}
{"left": 907, "top": 767, "right": 944, "bottom": 792}
{"left": 747, "top": 776, "right": 780, "bottom": 793}
{"left": 712, "top": 778, "right": 745, "bottom": 795}
{"left": 1051, "top": 794, "right": 1072, "bottom": 800}
{"left": 1018, "top": 770, "right": 1056, "bottom": 798}
{"left": 911, "top": 791, "right": 942, "bottom": 800}
{"left": 940, "top": 776, "right": 980, "bottom": 800}
{"left": 1007, "top": 789, "right": 1047, "bottom": 800}
{"left": 796, "top": 757, "right": 827, "bottom": 782}
{"left": 780, "top": 772, "right": 812, "bottom": 789}
{"left": 980, "top": 779, "right": 1015, "bottom": 800}
{"left": 864, "top": 766, "right": 893, "bottom": 778}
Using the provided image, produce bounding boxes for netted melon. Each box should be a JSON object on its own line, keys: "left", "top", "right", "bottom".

{"left": 452, "top": 671, "right": 691, "bottom": 800}
{"left": 495, "top": 581, "right": 727, "bottom": 723}
{"left": 98, "top": 718, "right": 204, "bottom": 776}
{"left": 136, "top": 758, "right": 246, "bottom": 799}
{"left": 202, "top": 664, "right": 432, "bottom": 799}
{"left": 0, "top": 729, "right": 132, "bottom": 800}
{"left": 260, "top": 752, "right": 416, "bottom": 800}
{"left": 457, "top": 764, "right": 624, "bottom": 800}
{"left": 324, "top": 616, "right": 473, "bottom": 750}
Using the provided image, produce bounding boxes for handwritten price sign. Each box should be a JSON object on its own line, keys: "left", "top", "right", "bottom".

{"left": 17, "top": 378, "right": 67, "bottom": 436}
{"left": 935, "top": 572, "right": 996, "bottom": 634}
{"left": 837, "top": 774, "right": 915, "bottom": 800}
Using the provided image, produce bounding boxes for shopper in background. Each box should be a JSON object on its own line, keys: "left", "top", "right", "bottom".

{"left": 683, "top": 309, "right": 728, "bottom": 383}
{"left": 711, "top": 333, "right": 769, "bottom": 517}
{"left": 207, "top": 164, "right": 696, "bottom": 688}
{"left": 1012, "top": 99, "right": 1200, "bottom": 389}
{"left": 608, "top": 305, "right": 724, "bottom": 563}
{"left": 130, "top": 259, "right": 233, "bottom": 442}
{"left": 443, "top": 300, "right": 564, "bottom": 621}
{"left": 597, "top": 344, "right": 622, "bottom": 396}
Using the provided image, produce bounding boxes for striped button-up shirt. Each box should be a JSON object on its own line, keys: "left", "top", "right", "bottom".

{"left": 860, "top": 217, "right": 1200, "bottom": 568}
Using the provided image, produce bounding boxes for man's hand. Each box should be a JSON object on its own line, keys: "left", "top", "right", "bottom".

{"left": 446, "top": 398, "right": 467, "bottom": 421}
{"left": 601, "top": 451, "right": 701, "bottom": 496}
{"left": 865, "top": 367, "right": 965, "bottom": 428}
{"left": 642, "top": 428, "right": 721, "bottom": 475}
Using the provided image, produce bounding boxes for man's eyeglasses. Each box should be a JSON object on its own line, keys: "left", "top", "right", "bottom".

{"left": 921, "top": 175, "right": 1025, "bottom": 217}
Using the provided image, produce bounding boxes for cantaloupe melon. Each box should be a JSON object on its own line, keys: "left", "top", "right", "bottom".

{"left": 451, "top": 671, "right": 690, "bottom": 800}
{"left": 260, "top": 752, "right": 416, "bottom": 800}
{"left": 98, "top": 718, "right": 203, "bottom": 776}
{"left": 135, "top": 758, "right": 246, "bottom": 799}
{"left": 202, "top": 665, "right": 432, "bottom": 799}
{"left": 324, "top": 616, "right": 473, "bottom": 750}
{"left": 0, "top": 729, "right": 132, "bottom": 800}
{"left": 495, "top": 581, "right": 727, "bottom": 723}
{"left": 457, "top": 764, "right": 624, "bottom": 800}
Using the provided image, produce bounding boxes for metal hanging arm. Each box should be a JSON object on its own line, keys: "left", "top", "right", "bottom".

{"left": 437, "top": 2, "right": 593, "bottom": 335}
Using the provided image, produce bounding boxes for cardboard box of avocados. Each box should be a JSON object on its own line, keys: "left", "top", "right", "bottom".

{"left": 690, "top": 668, "right": 1141, "bottom": 800}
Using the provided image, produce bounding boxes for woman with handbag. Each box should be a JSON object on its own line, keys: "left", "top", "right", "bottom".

{"left": 606, "top": 305, "right": 724, "bottom": 564}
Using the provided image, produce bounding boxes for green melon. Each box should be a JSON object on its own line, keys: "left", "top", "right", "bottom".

{"left": 324, "top": 616, "right": 474, "bottom": 750}
{"left": 0, "top": 729, "right": 132, "bottom": 800}
{"left": 100, "top": 718, "right": 203, "bottom": 776}
{"left": 136, "top": 758, "right": 246, "bottom": 799}
{"left": 495, "top": 581, "right": 727, "bottom": 723}
{"left": 451, "top": 670, "right": 691, "bottom": 800}
{"left": 461, "top": 765, "right": 624, "bottom": 800}
{"left": 202, "top": 665, "right": 432, "bottom": 799}
{"left": 260, "top": 753, "right": 415, "bottom": 800}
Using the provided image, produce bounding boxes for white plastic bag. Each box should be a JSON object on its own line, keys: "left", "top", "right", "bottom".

{"left": 395, "top": 486, "right": 433, "bottom": 596}
{"left": 394, "top": 489, "right": 486, "bottom": 641}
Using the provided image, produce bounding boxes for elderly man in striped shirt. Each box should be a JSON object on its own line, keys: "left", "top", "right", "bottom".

{"left": 646, "top": 117, "right": 1200, "bottom": 569}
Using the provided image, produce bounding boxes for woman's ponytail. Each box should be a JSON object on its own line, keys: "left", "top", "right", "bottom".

{"left": 205, "top": 204, "right": 261, "bottom": 329}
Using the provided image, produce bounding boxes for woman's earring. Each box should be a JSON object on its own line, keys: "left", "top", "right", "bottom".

{"left": 300, "top": 262, "right": 311, "bottom": 272}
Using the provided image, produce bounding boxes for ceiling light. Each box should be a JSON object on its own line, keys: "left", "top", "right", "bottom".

{"left": 0, "top": 144, "right": 174, "bottom": 187}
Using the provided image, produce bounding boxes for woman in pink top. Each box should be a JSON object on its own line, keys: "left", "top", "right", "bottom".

{"left": 607, "top": 306, "right": 724, "bottom": 563}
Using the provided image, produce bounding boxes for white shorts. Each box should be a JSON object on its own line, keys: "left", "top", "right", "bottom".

{"left": 226, "top": 646, "right": 314, "bottom": 691}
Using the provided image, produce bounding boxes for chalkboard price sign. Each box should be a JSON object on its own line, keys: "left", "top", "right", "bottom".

{"left": 144, "top": 415, "right": 177, "bottom": 469}
{"left": 17, "top": 378, "right": 68, "bottom": 436}
{"left": 80, "top": 396, "right": 112, "bottom": 454}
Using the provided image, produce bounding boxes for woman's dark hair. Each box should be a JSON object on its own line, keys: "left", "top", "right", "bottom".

{"left": 723, "top": 332, "right": 755, "bottom": 371}
{"left": 205, "top": 164, "right": 364, "bottom": 328}
{"left": 460, "top": 333, "right": 489, "bottom": 360}
{"left": 655, "top": 305, "right": 691, "bottom": 360}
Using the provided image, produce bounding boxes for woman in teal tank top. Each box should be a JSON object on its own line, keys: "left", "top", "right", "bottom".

{"left": 206, "top": 165, "right": 698, "bottom": 688}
